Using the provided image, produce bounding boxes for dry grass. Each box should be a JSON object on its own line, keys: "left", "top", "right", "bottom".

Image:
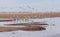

{"left": 0, "top": 20, "right": 14, "bottom": 22}
{"left": 0, "top": 26, "right": 46, "bottom": 32}
{"left": 0, "top": 12, "right": 60, "bottom": 18}
{"left": 1, "top": 22, "right": 47, "bottom": 32}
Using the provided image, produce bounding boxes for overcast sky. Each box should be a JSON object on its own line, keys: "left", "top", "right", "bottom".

{"left": 0, "top": 0, "right": 60, "bottom": 12}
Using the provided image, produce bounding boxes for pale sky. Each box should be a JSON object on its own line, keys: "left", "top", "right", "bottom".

{"left": 0, "top": 0, "right": 60, "bottom": 12}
